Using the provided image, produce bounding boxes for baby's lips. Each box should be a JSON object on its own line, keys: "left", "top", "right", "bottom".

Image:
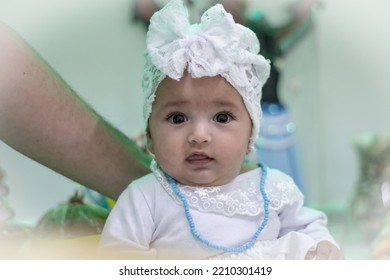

{"left": 187, "top": 154, "right": 211, "bottom": 161}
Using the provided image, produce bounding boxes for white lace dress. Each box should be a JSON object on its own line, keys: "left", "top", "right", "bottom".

{"left": 100, "top": 162, "right": 336, "bottom": 259}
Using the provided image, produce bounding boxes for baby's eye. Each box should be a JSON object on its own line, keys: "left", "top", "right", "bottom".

{"left": 213, "top": 113, "right": 232, "bottom": 123}
{"left": 167, "top": 113, "right": 187, "bottom": 124}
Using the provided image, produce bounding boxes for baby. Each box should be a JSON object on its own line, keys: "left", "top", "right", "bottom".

{"left": 100, "top": 0, "right": 344, "bottom": 260}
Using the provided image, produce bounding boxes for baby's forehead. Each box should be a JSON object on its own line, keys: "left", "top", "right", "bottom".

{"left": 153, "top": 74, "right": 246, "bottom": 109}
{"left": 156, "top": 72, "right": 238, "bottom": 94}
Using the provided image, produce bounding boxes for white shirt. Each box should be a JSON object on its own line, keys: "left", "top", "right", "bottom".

{"left": 100, "top": 163, "right": 336, "bottom": 259}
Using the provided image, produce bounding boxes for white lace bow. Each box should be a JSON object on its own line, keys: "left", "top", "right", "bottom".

{"left": 142, "top": 0, "right": 271, "bottom": 150}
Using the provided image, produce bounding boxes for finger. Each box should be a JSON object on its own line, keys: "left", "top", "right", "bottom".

{"left": 317, "top": 247, "right": 345, "bottom": 260}
{"left": 304, "top": 250, "right": 316, "bottom": 260}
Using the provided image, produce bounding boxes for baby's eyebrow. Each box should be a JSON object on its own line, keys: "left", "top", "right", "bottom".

{"left": 157, "top": 97, "right": 242, "bottom": 111}
{"left": 161, "top": 99, "right": 190, "bottom": 109}
{"left": 213, "top": 100, "right": 241, "bottom": 110}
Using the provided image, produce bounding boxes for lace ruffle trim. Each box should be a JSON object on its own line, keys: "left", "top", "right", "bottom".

{"left": 151, "top": 160, "right": 303, "bottom": 217}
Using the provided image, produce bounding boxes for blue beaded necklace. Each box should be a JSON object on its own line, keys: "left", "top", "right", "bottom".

{"left": 165, "top": 163, "right": 270, "bottom": 253}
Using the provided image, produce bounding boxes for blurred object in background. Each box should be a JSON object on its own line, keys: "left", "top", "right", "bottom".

{"left": 1, "top": 164, "right": 109, "bottom": 258}
{"left": 33, "top": 190, "right": 109, "bottom": 239}
{"left": 132, "top": 0, "right": 195, "bottom": 28}
{"left": 27, "top": 191, "right": 109, "bottom": 259}
{"left": 372, "top": 209, "right": 390, "bottom": 259}
{"left": 0, "top": 166, "right": 13, "bottom": 223}
{"left": 255, "top": 103, "right": 301, "bottom": 187}
{"left": 132, "top": 0, "right": 160, "bottom": 28}
{"left": 0, "top": 165, "right": 31, "bottom": 259}
{"left": 350, "top": 133, "right": 390, "bottom": 242}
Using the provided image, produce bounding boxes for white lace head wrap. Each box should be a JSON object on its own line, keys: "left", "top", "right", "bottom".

{"left": 142, "top": 0, "right": 270, "bottom": 150}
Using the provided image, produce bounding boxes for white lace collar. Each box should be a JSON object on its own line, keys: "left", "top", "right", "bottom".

{"left": 151, "top": 160, "right": 303, "bottom": 217}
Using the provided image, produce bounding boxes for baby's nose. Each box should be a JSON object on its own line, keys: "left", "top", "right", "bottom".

{"left": 187, "top": 122, "right": 211, "bottom": 144}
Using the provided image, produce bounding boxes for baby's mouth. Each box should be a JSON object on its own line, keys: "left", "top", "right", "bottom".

{"left": 186, "top": 153, "right": 214, "bottom": 165}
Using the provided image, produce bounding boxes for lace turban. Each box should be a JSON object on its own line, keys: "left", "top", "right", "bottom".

{"left": 142, "top": 0, "right": 270, "bottom": 151}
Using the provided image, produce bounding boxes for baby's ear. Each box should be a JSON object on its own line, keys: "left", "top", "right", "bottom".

{"left": 246, "top": 139, "right": 253, "bottom": 155}
{"left": 147, "top": 141, "right": 154, "bottom": 155}
{"left": 246, "top": 145, "right": 251, "bottom": 155}
{"left": 146, "top": 128, "right": 154, "bottom": 155}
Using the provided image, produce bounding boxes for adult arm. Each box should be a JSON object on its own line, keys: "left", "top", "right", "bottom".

{"left": 0, "top": 22, "right": 151, "bottom": 200}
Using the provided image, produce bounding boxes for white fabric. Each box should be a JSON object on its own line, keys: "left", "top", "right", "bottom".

{"left": 151, "top": 159, "right": 303, "bottom": 216}
{"left": 142, "top": 0, "right": 271, "bottom": 151}
{"left": 100, "top": 167, "right": 336, "bottom": 259}
{"left": 209, "top": 232, "right": 316, "bottom": 260}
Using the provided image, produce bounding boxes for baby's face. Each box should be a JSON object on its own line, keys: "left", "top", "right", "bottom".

{"left": 148, "top": 72, "right": 252, "bottom": 186}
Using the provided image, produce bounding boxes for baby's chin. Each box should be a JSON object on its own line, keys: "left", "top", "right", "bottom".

{"left": 161, "top": 163, "right": 242, "bottom": 187}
